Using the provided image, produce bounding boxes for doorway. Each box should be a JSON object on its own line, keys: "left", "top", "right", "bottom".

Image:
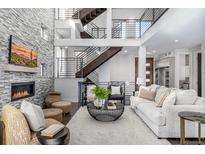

{"left": 198, "top": 53, "right": 202, "bottom": 96}
{"left": 135, "top": 57, "right": 154, "bottom": 89}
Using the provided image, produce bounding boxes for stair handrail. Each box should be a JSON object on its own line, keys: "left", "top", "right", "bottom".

{"left": 75, "top": 46, "right": 109, "bottom": 72}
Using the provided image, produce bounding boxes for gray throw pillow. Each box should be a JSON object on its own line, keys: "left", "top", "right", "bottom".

{"left": 20, "top": 100, "right": 46, "bottom": 132}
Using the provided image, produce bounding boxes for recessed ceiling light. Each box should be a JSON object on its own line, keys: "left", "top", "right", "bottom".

{"left": 65, "top": 47, "right": 68, "bottom": 49}
{"left": 124, "top": 50, "right": 127, "bottom": 53}
{"left": 174, "top": 40, "right": 179, "bottom": 43}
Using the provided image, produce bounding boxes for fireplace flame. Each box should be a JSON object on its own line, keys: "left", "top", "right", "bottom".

{"left": 13, "top": 90, "right": 29, "bottom": 99}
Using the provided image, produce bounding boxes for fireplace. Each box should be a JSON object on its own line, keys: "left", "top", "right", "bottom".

{"left": 11, "top": 82, "right": 35, "bottom": 101}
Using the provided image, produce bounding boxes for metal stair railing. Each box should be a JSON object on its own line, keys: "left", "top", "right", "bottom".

{"left": 76, "top": 46, "right": 110, "bottom": 72}
{"left": 56, "top": 8, "right": 82, "bottom": 20}
{"left": 56, "top": 57, "right": 83, "bottom": 78}
{"left": 84, "top": 22, "right": 107, "bottom": 39}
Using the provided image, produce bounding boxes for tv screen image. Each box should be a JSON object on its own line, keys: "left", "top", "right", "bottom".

{"left": 9, "top": 35, "right": 37, "bottom": 67}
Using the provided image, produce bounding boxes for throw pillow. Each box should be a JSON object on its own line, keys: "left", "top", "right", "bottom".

{"left": 87, "top": 85, "right": 96, "bottom": 101}
{"left": 194, "top": 97, "right": 205, "bottom": 106}
{"left": 155, "top": 87, "right": 171, "bottom": 107}
{"left": 150, "top": 84, "right": 160, "bottom": 91}
{"left": 20, "top": 100, "right": 46, "bottom": 132}
{"left": 111, "top": 86, "right": 121, "bottom": 95}
{"left": 138, "top": 86, "right": 156, "bottom": 101}
{"left": 175, "top": 89, "right": 197, "bottom": 105}
{"left": 162, "top": 92, "right": 176, "bottom": 107}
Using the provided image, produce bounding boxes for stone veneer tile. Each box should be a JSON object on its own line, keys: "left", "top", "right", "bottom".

{"left": 0, "top": 8, "right": 55, "bottom": 108}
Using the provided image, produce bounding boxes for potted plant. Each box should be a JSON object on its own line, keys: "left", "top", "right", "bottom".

{"left": 91, "top": 86, "right": 111, "bottom": 108}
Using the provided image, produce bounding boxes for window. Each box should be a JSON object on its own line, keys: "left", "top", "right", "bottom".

{"left": 40, "top": 63, "right": 46, "bottom": 77}
{"left": 41, "top": 26, "right": 48, "bottom": 40}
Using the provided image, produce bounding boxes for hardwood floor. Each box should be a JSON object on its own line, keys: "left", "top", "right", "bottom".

{"left": 168, "top": 138, "right": 205, "bottom": 145}
{"left": 63, "top": 102, "right": 79, "bottom": 125}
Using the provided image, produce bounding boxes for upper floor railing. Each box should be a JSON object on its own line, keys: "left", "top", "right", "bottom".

{"left": 112, "top": 8, "right": 168, "bottom": 39}
{"left": 55, "top": 8, "right": 82, "bottom": 20}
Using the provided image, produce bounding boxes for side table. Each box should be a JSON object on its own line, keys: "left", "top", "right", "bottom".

{"left": 37, "top": 127, "right": 70, "bottom": 145}
{"left": 178, "top": 111, "right": 205, "bottom": 145}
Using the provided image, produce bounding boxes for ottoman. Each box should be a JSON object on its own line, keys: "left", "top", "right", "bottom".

{"left": 43, "top": 108, "right": 63, "bottom": 122}
{"left": 51, "top": 101, "right": 72, "bottom": 116}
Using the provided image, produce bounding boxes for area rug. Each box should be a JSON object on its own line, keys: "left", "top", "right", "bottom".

{"left": 66, "top": 106, "right": 171, "bottom": 145}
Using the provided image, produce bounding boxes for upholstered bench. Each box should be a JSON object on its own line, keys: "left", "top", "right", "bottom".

{"left": 43, "top": 108, "right": 63, "bottom": 122}
{"left": 51, "top": 101, "right": 72, "bottom": 116}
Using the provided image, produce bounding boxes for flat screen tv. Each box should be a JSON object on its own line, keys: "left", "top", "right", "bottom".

{"left": 9, "top": 35, "right": 37, "bottom": 67}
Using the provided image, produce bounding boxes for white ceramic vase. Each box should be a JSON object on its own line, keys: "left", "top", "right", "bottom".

{"left": 94, "top": 99, "right": 105, "bottom": 108}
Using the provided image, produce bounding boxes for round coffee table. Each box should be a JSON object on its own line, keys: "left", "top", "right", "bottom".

{"left": 178, "top": 111, "right": 205, "bottom": 145}
{"left": 87, "top": 101, "right": 124, "bottom": 122}
{"left": 37, "top": 127, "right": 70, "bottom": 145}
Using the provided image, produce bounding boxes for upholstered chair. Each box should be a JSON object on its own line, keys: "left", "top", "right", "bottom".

{"left": 1, "top": 105, "right": 69, "bottom": 145}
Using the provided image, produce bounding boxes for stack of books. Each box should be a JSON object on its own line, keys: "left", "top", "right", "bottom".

{"left": 41, "top": 124, "right": 65, "bottom": 138}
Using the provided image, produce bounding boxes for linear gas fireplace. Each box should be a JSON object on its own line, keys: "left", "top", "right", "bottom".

{"left": 11, "top": 82, "right": 35, "bottom": 101}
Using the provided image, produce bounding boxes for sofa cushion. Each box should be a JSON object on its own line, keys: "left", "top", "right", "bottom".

{"left": 162, "top": 92, "right": 176, "bottom": 107}
{"left": 130, "top": 96, "right": 154, "bottom": 109}
{"left": 137, "top": 103, "right": 166, "bottom": 126}
{"left": 20, "top": 100, "right": 46, "bottom": 132}
{"left": 138, "top": 86, "right": 156, "bottom": 101}
{"left": 175, "top": 89, "right": 197, "bottom": 105}
{"left": 194, "top": 97, "right": 205, "bottom": 106}
{"left": 155, "top": 86, "right": 171, "bottom": 107}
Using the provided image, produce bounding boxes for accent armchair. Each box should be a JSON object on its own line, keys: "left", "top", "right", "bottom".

{"left": 108, "top": 81, "right": 125, "bottom": 104}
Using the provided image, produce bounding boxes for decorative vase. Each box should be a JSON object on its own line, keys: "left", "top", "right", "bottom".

{"left": 94, "top": 99, "right": 105, "bottom": 108}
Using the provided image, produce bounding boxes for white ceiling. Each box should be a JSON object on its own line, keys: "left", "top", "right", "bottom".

{"left": 143, "top": 8, "right": 205, "bottom": 54}
{"left": 112, "top": 8, "right": 146, "bottom": 20}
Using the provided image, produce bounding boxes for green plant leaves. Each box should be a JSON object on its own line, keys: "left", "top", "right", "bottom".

{"left": 91, "top": 86, "right": 111, "bottom": 100}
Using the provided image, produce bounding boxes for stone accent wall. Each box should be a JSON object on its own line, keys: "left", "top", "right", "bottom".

{"left": 0, "top": 9, "right": 55, "bottom": 108}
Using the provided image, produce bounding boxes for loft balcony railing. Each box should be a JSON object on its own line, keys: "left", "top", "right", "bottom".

{"left": 84, "top": 23, "right": 107, "bottom": 39}
{"left": 112, "top": 8, "right": 168, "bottom": 39}
{"left": 55, "top": 8, "right": 81, "bottom": 20}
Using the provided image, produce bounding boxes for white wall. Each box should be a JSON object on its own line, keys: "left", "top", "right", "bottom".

{"left": 90, "top": 11, "right": 107, "bottom": 28}
{"left": 112, "top": 8, "right": 145, "bottom": 19}
{"left": 110, "top": 54, "right": 136, "bottom": 82}
{"left": 97, "top": 49, "right": 138, "bottom": 83}
{"left": 55, "top": 78, "right": 83, "bottom": 102}
{"left": 96, "top": 61, "right": 111, "bottom": 82}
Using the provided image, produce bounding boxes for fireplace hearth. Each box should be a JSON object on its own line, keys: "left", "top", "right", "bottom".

{"left": 11, "top": 82, "right": 35, "bottom": 101}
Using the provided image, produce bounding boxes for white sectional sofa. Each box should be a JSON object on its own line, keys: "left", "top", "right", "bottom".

{"left": 130, "top": 85, "right": 205, "bottom": 138}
